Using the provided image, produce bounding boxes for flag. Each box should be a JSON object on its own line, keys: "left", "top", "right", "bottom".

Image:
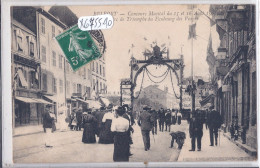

{"left": 216, "top": 24, "right": 226, "bottom": 40}
{"left": 210, "top": 19, "right": 216, "bottom": 27}
{"left": 188, "top": 23, "right": 197, "bottom": 39}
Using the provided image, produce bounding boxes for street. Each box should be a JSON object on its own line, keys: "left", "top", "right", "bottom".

{"left": 13, "top": 121, "right": 188, "bottom": 163}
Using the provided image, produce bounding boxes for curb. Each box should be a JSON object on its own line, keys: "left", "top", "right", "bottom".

{"left": 13, "top": 131, "right": 44, "bottom": 138}
{"left": 223, "top": 133, "right": 257, "bottom": 157}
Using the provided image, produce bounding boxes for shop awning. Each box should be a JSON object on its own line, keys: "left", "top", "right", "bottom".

{"left": 15, "top": 96, "right": 38, "bottom": 103}
{"left": 32, "top": 98, "right": 52, "bottom": 104}
{"left": 100, "top": 97, "right": 110, "bottom": 107}
{"left": 43, "top": 95, "right": 57, "bottom": 102}
{"left": 200, "top": 94, "right": 214, "bottom": 107}
{"left": 76, "top": 98, "right": 88, "bottom": 104}
{"left": 87, "top": 99, "right": 101, "bottom": 109}
{"left": 17, "top": 69, "right": 28, "bottom": 87}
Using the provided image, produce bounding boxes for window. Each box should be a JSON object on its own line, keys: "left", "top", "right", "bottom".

{"left": 100, "top": 65, "right": 102, "bottom": 75}
{"left": 59, "top": 79, "right": 63, "bottom": 93}
{"left": 73, "top": 83, "right": 76, "bottom": 93}
{"left": 59, "top": 55, "right": 63, "bottom": 69}
{"left": 100, "top": 82, "right": 102, "bottom": 92}
{"left": 103, "top": 83, "right": 106, "bottom": 93}
{"left": 17, "top": 36, "right": 23, "bottom": 52}
{"left": 53, "top": 78, "right": 57, "bottom": 93}
{"left": 66, "top": 81, "right": 70, "bottom": 94}
{"left": 88, "top": 69, "right": 91, "bottom": 80}
{"left": 93, "top": 79, "right": 96, "bottom": 90}
{"left": 96, "top": 62, "right": 98, "bottom": 73}
{"left": 92, "top": 62, "right": 95, "bottom": 71}
{"left": 77, "top": 84, "right": 82, "bottom": 94}
{"left": 84, "top": 67, "right": 86, "bottom": 79}
{"left": 52, "top": 51, "right": 56, "bottom": 67}
{"left": 52, "top": 25, "right": 55, "bottom": 38}
{"left": 41, "top": 18, "right": 45, "bottom": 34}
{"left": 41, "top": 46, "right": 46, "bottom": 62}
{"left": 30, "top": 42, "right": 34, "bottom": 57}
{"left": 42, "top": 73, "right": 47, "bottom": 91}
{"left": 103, "top": 67, "right": 105, "bottom": 77}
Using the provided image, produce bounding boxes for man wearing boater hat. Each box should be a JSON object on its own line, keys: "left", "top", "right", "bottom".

{"left": 138, "top": 106, "right": 154, "bottom": 151}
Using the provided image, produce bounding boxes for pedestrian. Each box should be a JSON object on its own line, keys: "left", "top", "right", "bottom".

{"left": 208, "top": 109, "right": 222, "bottom": 146}
{"left": 92, "top": 107, "right": 106, "bottom": 137}
{"left": 76, "top": 107, "right": 83, "bottom": 131}
{"left": 50, "top": 111, "right": 56, "bottom": 132}
{"left": 122, "top": 107, "right": 134, "bottom": 156}
{"left": 189, "top": 110, "right": 203, "bottom": 151}
{"left": 158, "top": 108, "right": 166, "bottom": 132}
{"left": 71, "top": 112, "right": 77, "bottom": 130}
{"left": 138, "top": 106, "right": 154, "bottom": 151}
{"left": 151, "top": 110, "right": 158, "bottom": 135}
{"left": 177, "top": 111, "right": 182, "bottom": 125}
{"left": 165, "top": 109, "right": 171, "bottom": 132}
{"left": 42, "top": 104, "right": 55, "bottom": 147}
{"left": 111, "top": 106, "right": 130, "bottom": 162}
{"left": 99, "top": 106, "right": 115, "bottom": 144}
{"left": 171, "top": 109, "right": 177, "bottom": 125}
{"left": 82, "top": 110, "right": 98, "bottom": 143}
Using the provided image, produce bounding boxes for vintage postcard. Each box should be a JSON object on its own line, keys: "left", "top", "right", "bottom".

{"left": 4, "top": 2, "right": 258, "bottom": 166}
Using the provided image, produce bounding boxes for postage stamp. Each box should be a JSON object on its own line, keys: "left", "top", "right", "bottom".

{"left": 56, "top": 25, "right": 101, "bottom": 71}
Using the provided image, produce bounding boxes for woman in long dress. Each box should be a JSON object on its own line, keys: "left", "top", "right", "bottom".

{"left": 98, "top": 109, "right": 115, "bottom": 144}
{"left": 111, "top": 106, "right": 130, "bottom": 162}
{"left": 82, "top": 111, "right": 97, "bottom": 143}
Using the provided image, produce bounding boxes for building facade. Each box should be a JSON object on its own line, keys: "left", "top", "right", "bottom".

{"left": 209, "top": 5, "right": 256, "bottom": 149}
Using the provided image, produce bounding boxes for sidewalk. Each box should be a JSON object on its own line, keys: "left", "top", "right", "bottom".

{"left": 175, "top": 124, "right": 256, "bottom": 162}
{"left": 13, "top": 125, "right": 44, "bottom": 137}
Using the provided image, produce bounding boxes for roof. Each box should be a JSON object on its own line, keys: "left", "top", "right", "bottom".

{"left": 12, "top": 19, "right": 36, "bottom": 36}
{"left": 37, "top": 8, "right": 68, "bottom": 29}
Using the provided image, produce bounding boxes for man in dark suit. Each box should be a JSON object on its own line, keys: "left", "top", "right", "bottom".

{"left": 138, "top": 106, "right": 154, "bottom": 151}
{"left": 207, "top": 109, "right": 222, "bottom": 146}
{"left": 158, "top": 108, "right": 166, "bottom": 132}
{"left": 151, "top": 110, "right": 158, "bottom": 135}
{"left": 76, "top": 107, "right": 83, "bottom": 131}
{"left": 189, "top": 110, "right": 203, "bottom": 151}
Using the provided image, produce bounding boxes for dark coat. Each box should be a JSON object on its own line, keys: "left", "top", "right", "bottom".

{"left": 151, "top": 111, "right": 158, "bottom": 125}
{"left": 207, "top": 111, "right": 222, "bottom": 129}
{"left": 158, "top": 111, "right": 166, "bottom": 121}
{"left": 165, "top": 112, "right": 171, "bottom": 125}
{"left": 138, "top": 111, "right": 154, "bottom": 131}
{"left": 43, "top": 110, "right": 54, "bottom": 128}
{"left": 189, "top": 118, "right": 203, "bottom": 137}
{"left": 82, "top": 114, "right": 97, "bottom": 143}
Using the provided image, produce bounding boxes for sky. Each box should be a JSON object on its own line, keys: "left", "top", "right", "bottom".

{"left": 47, "top": 5, "right": 220, "bottom": 97}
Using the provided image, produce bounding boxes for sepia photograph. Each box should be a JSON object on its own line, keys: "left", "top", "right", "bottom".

{"left": 7, "top": 3, "right": 257, "bottom": 164}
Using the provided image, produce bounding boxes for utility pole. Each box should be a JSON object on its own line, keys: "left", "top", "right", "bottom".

{"left": 191, "top": 5, "right": 195, "bottom": 114}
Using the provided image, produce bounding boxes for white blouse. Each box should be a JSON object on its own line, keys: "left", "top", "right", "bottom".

{"left": 111, "top": 117, "right": 129, "bottom": 132}
{"left": 102, "top": 112, "right": 115, "bottom": 122}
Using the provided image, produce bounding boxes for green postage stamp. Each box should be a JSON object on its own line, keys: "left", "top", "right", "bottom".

{"left": 56, "top": 25, "right": 101, "bottom": 71}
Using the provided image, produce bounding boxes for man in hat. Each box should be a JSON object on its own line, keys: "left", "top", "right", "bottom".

{"left": 138, "top": 106, "right": 154, "bottom": 151}
{"left": 76, "top": 107, "right": 83, "bottom": 131}
{"left": 43, "top": 104, "right": 55, "bottom": 147}
{"left": 158, "top": 108, "right": 166, "bottom": 132}
{"left": 189, "top": 110, "right": 203, "bottom": 151}
{"left": 207, "top": 108, "right": 222, "bottom": 146}
{"left": 151, "top": 110, "right": 158, "bottom": 135}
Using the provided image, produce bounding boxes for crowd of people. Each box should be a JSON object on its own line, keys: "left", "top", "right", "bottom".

{"left": 42, "top": 103, "right": 222, "bottom": 162}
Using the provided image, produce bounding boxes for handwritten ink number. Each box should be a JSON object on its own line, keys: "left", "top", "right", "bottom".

{"left": 89, "top": 18, "right": 95, "bottom": 30}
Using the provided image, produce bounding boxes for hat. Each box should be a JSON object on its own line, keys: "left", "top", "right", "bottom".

{"left": 116, "top": 106, "right": 125, "bottom": 116}
{"left": 143, "top": 106, "right": 151, "bottom": 110}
